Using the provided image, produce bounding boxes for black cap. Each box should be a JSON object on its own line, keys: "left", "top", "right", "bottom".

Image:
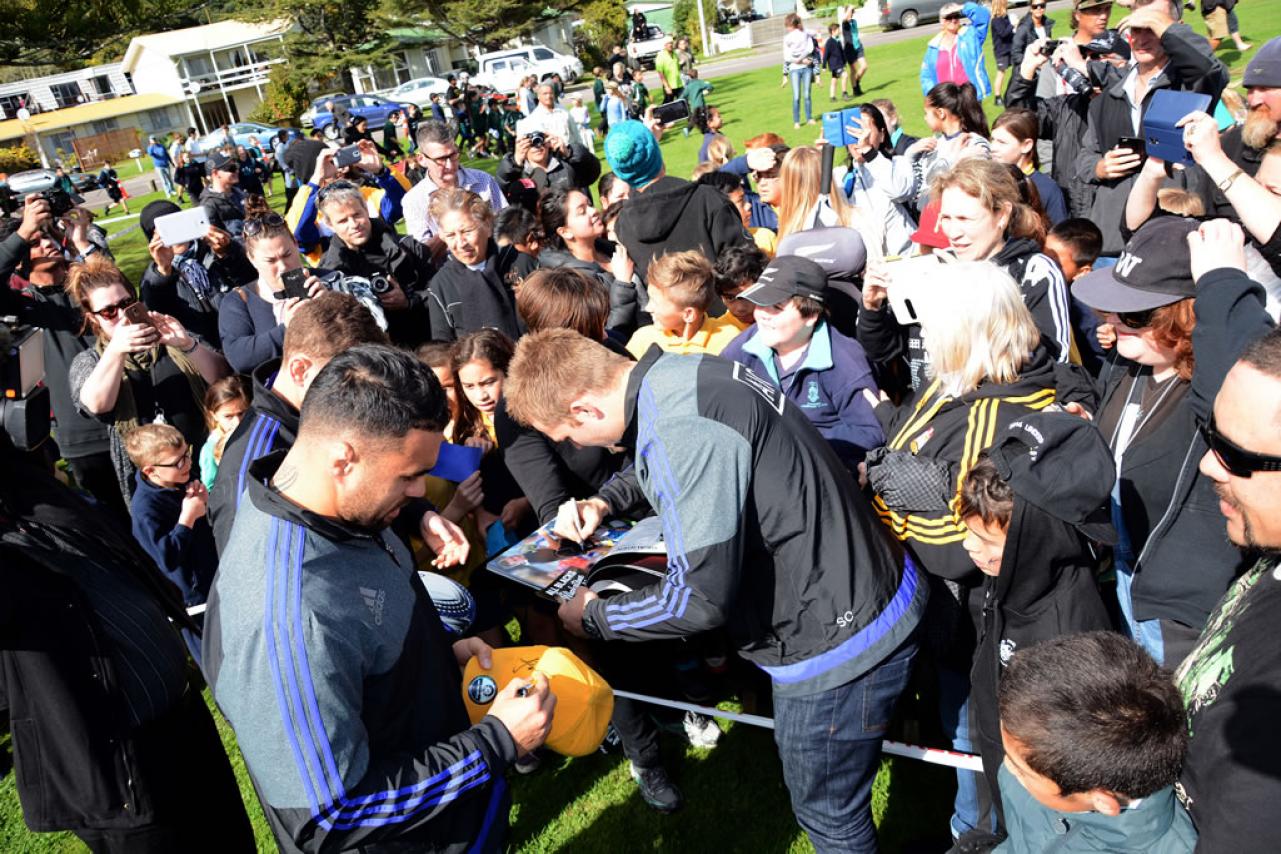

{"left": 206, "top": 150, "right": 237, "bottom": 174}
{"left": 737, "top": 255, "right": 829, "bottom": 307}
{"left": 988, "top": 411, "right": 1117, "bottom": 544}
{"left": 775, "top": 226, "right": 868, "bottom": 284}
{"left": 139, "top": 199, "right": 182, "bottom": 240}
{"left": 1072, "top": 216, "right": 1198, "bottom": 313}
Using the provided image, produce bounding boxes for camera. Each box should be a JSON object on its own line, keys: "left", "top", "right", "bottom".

{"left": 1080, "top": 30, "right": 1124, "bottom": 58}
{"left": 368, "top": 272, "right": 394, "bottom": 295}
{"left": 1039, "top": 39, "right": 1063, "bottom": 58}
{"left": 1054, "top": 62, "right": 1093, "bottom": 96}
{"left": 0, "top": 317, "right": 50, "bottom": 451}
{"left": 525, "top": 131, "right": 546, "bottom": 149}
{"left": 30, "top": 188, "right": 73, "bottom": 217}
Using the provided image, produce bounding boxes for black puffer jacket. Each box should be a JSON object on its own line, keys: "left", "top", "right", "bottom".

{"left": 426, "top": 241, "right": 537, "bottom": 342}
{"left": 320, "top": 219, "right": 435, "bottom": 348}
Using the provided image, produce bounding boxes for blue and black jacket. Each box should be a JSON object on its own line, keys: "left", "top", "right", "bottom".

{"left": 583, "top": 348, "right": 926, "bottom": 697}
{"left": 205, "top": 450, "right": 515, "bottom": 854}
{"left": 720, "top": 320, "right": 884, "bottom": 470}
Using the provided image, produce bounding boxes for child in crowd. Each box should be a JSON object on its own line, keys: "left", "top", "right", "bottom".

{"left": 693, "top": 105, "right": 724, "bottom": 159}
{"left": 824, "top": 23, "right": 848, "bottom": 102}
{"left": 713, "top": 242, "right": 769, "bottom": 328}
{"left": 625, "top": 250, "right": 744, "bottom": 358}
{"left": 124, "top": 424, "right": 218, "bottom": 665}
{"left": 996, "top": 632, "right": 1196, "bottom": 852}
{"left": 721, "top": 255, "right": 883, "bottom": 471}
{"left": 1044, "top": 218, "right": 1108, "bottom": 367}
{"left": 198, "top": 375, "right": 250, "bottom": 490}
{"left": 957, "top": 413, "right": 1115, "bottom": 839}
{"left": 682, "top": 70, "right": 713, "bottom": 137}
{"left": 494, "top": 205, "right": 543, "bottom": 257}
{"left": 569, "top": 95, "right": 591, "bottom": 139}
{"left": 450, "top": 329, "right": 534, "bottom": 557}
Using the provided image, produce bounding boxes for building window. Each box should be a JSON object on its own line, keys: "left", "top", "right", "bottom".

{"left": 0, "top": 94, "right": 28, "bottom": 117}
{"left": 50, "top": 82, "right": 83, "bottom": 109}
{"left": 89, "top": 75, "right": 115, "bottom": 99}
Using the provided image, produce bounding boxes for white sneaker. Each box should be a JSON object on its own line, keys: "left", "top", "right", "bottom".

{"left": 682, "top": 711, "right": 721, "bottom": 748}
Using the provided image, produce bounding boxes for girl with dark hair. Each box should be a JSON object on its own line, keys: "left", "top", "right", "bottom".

{"left": 692, "top": 106, "right": 724, "bottom": 164}
{"left": 991, "top": 108, "right": 1067, "bottom": 225}
{"left": 843, "top": 102, "right": 918, "bottom": 255}
{"left": 907, "top": 81, "right": 992, "bottom": 206}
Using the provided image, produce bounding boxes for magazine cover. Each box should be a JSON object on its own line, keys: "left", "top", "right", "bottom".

{"left": 485, "top": 516, "right": 667, "bottom": 599}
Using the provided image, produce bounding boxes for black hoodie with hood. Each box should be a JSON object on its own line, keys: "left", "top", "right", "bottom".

{"left": 613, "top": 175, "right": 751, "bottom": 283}
{"left": 965, "top": 413, "right": 1116, "bottom": 835}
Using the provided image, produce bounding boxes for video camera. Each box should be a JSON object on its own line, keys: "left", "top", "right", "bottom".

{"left": 0, "top": 317, "right": 50, "bottom": 451}
{"left": 29, "top": 187, "right": 73, "bottom": 218}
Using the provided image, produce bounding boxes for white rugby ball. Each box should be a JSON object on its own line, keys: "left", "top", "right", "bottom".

{"left": 418, "top": 571, "right": 477, "bottom": 635}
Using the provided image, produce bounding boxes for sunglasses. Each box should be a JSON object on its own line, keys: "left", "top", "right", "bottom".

{"left": 316, "top": 179, "right": 359, "bottom": 204}
{"left": 1114, "top": 307, "right": 1157, "bottom": 330}
{"left": 243, "top": 212, "right": 288, "bottom": 237}
{"left": 1199, "top": 414, "right": 1281, "bottom": 478}
{"left": 943, "top": 13, "right": 965, "bottom": 21}
{"left": 1030, "top": 3, "right": 1046, "bottom": 7}
{"left": 751, "top": 169, "right": 780, "bottom": 182}
{"left": 93, "top": 295, "right": 138, "bottom": 320}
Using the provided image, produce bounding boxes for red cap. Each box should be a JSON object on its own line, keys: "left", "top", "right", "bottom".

{"left": 911, "top": 200, "right": 950, "bottom": 249}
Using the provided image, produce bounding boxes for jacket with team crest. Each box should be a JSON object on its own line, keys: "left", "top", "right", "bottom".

{"left": 720, "top": 319, "right": 884, "bottom": 471}
{"left": 204, "top": 450, "right": 516, "bottom": 854}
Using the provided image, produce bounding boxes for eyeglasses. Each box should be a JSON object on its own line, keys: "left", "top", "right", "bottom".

{"left": 243, "top": 213, "right": 288, "bottom": 238}
{"left": 153, "top": 446, "right": 192, "bottom": 469}
{"left": 421, "top": 148, "right": 460, "bottom": 165}
{"left": 92, "top": 295, "right": 138, "bottom": 320}
{"left": 1114, "top": 307, "right": 1157, "bottom": 330}
{"left": 1199, "top": 414, "right": 1281, "bottom": 478}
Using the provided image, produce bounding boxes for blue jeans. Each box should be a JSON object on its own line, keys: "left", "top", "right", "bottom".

{"left": 790, "top": 66, "right": 814, "bottom": 124}
{"left": 1116, "top": 561, "right": 1166, "bottom": 664}
{"left": 156, "top": 167, "right": 175, "bottom": 196}
{"left": 773, "top": 639, "right": 917, "bottom": 854}
{"left": 938, "top": 667, "right": 992, "bottom": 838}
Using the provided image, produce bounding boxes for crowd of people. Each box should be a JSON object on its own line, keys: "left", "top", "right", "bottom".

{"left": 3, "top": 3, "right": 1281, "bottom": 853}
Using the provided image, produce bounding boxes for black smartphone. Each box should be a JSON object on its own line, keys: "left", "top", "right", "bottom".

{"left": 1116, "top": 135, "right": 1147, "bottom": 160}
{"left": 335, "top": 144, "right": 362, "bottom": 168}
{"left": 652, "top": 99, "right": 691, "bottom": 127}
{"left": 280, "top": 268, "right": 310, "bottom": 300}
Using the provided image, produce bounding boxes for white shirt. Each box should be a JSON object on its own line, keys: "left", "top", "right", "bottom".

{"left": 519, "top": 106, "right": 583, "bottom": 149}
{"left": 401, "top": 167, "right": 508, "bottom": 244}
{"left": 1121, "top": 62, "right": 1169, "bottom": 134}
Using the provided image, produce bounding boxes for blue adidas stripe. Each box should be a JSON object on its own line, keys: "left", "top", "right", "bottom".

{"left": 236, "top": 414, "right": 281, "bottom": 509}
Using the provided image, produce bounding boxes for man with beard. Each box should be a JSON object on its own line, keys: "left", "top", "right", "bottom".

{"left": 206, "top": 344, "right": 554, "bottom": 854}
{"left": 1175, "top": 221, "right": 1281, "bottom": 853}
{"left": 1197, "top": 39, "right": 1281, "bottom": 251}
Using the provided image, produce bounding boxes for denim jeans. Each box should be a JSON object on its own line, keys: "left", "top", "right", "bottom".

{"left": 1115, "top": 560, "right": 1166, "bottom": 665}
{"left": 773, "top": 638, "right": 917, "bottom": 854}
{"left": 156, "top": 167, "right": 175, "bottom": 196}
{"left": 938, "top": 666, "right": 994, "bottom": 838}
{"left": 790, "top": 66, "right": 814, "bottom": 124}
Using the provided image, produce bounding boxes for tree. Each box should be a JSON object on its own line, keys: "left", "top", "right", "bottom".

{"left": 389, "top": 0, "right": 587, "bottom": 52}
{"left": 576, "top": 0, "right": 626, "bottom": 67}
{"left": 249, "top": 65, "right": 311, "bottom": 124}
{"left": 240, "top": 0, "right": 397, "bottom": 93}
{"left": 672, "top": 0, "right": 718, "bottom": 53}
{"left": 0, "top": 0, "right": 235, "bottom": 67}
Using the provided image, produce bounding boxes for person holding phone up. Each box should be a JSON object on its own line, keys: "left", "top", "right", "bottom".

{"left": 1074, "top": 1, "right": 1227, "bottom": 258}
{"left": 67, "top": 256, "right": 230, "bottom": 503}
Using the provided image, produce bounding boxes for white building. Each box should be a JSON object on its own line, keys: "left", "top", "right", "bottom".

{"left": 121, "top": 19, "right": 292, "bottom": 133}
{"left": 0, "top": 63, "right": 135, "bottom": 119}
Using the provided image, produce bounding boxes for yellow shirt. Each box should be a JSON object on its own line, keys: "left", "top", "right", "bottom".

{"left": 626, "top": 312, "right": 744, "bottom": 359}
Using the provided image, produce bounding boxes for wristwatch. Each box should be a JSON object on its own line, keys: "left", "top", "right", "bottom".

{"left": 1216, "top": 168, "right": 1245, "bottom": 193}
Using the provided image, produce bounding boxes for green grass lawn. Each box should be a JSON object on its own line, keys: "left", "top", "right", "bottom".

{"left": 5, "top": 4, "right": 1278, "bottom": 851}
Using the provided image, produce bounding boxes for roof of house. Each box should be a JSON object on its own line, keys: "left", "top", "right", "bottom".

{"left": 121, "top": 19, "right": 292, "bottom": 72}
{"left": 0, "top": 92, "right": 186, "bottom": 142}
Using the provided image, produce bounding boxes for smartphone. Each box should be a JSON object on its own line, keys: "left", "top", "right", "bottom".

{"left": 652, "top": 99, "right": 691, "bottom": 127}
{"left": 335, "top": 144, "right": 362, "bottom": 168}
{"left": 153, "top": 207, "right": 210, "bottom": 247}
{"left": 123, "top": 301, "right": 154, "bottom": 328}
{"left": 1115, "top": 135, "right": 1147, "bottom": 161}
{"left": 886, "top": 255, "right": 944, "bottom": 326}
{"left": 280, "top": 268, "right": 311, "bottom": 301}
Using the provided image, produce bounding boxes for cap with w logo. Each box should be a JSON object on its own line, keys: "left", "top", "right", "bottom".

{"left": 1071, "top": 216, "right": 1199, "bottom": 313}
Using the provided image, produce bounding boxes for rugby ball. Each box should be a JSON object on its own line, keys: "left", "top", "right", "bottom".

{"left": 418, "top": 571, "right": 477, "bottom": 635}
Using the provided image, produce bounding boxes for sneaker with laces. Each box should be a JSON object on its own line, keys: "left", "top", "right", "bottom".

{"left": 629, "top": 762, "right": 684, "bottom": 813}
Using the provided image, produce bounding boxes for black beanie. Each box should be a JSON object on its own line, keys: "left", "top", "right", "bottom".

{"left": 140, "top": 199, "right": 182, "bottom": 240}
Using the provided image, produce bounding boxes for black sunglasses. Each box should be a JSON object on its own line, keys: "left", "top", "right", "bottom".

{"left": 1199, "top": 414, "right": 1281, "bottom": 478}
{"left": 316, "top": 180, "right": 360, "bottom": 204}
{"left": 943, "top": 13, "right": 965, "bottom": 21}
{"left": 1115, "top": 307, "right": 1158, "bottom": 330}
{"left": 1030, "top": 3, "right": 1046, "bottom": 8}
{"left": 93, "top": 295, "right": 138, "bottom": 320}
{"left": 243, "top": 213, "right": 288, "bottom": 237}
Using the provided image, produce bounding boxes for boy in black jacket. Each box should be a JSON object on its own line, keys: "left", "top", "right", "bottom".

{"left": 125, "top": 424, "right": 218, "bottom": 666}
{"left": 957, "top": 411, "right": 1115, "bottom": 842}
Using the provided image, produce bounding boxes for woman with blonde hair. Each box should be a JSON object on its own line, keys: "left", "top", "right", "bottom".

{"left": 933, "top": 157, "right": 1073, "bottom": 362}
{"left": 864, "top": 259, "right": 1089, "bottom": 842}
{"left": 775, "top": 144, "right": 883, "bottom": 254}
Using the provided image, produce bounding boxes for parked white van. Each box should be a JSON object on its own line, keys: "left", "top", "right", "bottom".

{"left": 471, "top": 44, "right": 583, "bottom": 94}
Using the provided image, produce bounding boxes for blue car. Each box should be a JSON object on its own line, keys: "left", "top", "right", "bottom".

{"left": 193, "top": 122, "right": 300, "bottom": 155}
{"left": 301, "top": 94, "right": 414, "bottom": 139}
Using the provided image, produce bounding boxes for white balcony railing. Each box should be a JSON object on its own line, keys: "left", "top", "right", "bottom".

{"left": 180, "top": 56, "right": 284, "bottom": 95}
